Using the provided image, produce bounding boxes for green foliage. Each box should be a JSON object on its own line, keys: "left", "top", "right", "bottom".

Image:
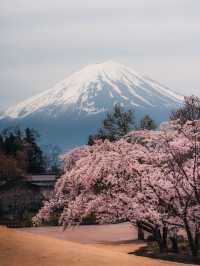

{"left": 81, "top": 213, "right": 96, "bottom": 225}
{"left": 0, "top": 127, "right": 54, "bottom": 226}
{"left": 88, "top": 135, "right": 95, "bottom": 146}
{"left": 0, "top": 155, "right": 24, "bottom": 185}
{"left": 0, "top": 127, "right": 47, "bottom": 181}
{"left": 88, "top": 104, "right": 135, "bottom": 144}
{"left": 139, "top": 115, "right": 157, "bottom": 130}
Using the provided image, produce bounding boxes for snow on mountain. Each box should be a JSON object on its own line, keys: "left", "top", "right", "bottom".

{"left": 0, "top": 61, "right": 183, "bottom": 150}
{"left": 1, "top": 61, "right": 183, "bottom": 120}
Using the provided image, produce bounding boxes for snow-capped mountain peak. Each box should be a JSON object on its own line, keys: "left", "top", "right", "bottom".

{"left": 1, "top": 61, "right": 183, "bottom": 119}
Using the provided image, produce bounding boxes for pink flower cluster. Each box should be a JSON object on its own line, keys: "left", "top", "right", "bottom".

{"left": 34, "top": 120, "right": 200, "bottom": 255}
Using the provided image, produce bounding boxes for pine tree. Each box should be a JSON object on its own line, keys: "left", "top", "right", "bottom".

{"left": 139, "top": 115, "right": 156, "bottom": 130}
{"left": 88, "top": 104, "right": 135, "bottom": 143}
{"left": 88, "top": 135, "right": 95, "bottom": 146}
{"left": 25, "top": 128, "right": 37, "bottom": 144}
{"left": 24, "top": 128, "right": 46, "bottom": 173}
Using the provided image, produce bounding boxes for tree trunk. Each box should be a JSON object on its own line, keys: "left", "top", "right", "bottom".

{"left": 138, "top": 222, "right": 168, "bottom": 253}
{"left": 162, "top": 227, "right": 168, "bottom": 250}
{"left": 184, "top": 219, "right": 198, "bottom": 257}
{"left": 137, "top": 222, "right": 145, "bottom": 240}
{"left": 195, "top": 231, "right": 200, "bottom": 248}
{"left": 170, "top": 237, "right": 179, "bottom": 253}
{"left": 154, "top": 229, "right": 167, "bottom": 253}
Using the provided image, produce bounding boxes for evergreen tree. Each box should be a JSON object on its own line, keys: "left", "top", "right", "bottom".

{"left": 139, "top": 115, "right": 157, "bottom": 130}
{"left": 26, "top": 142, "right": 46, "bottom": 174}
{"left": 23, "top": 128, "right": 46, "bottom": 173}
{"left": 0, "top": 127, "right": 47, "bottom": 175}
{"left": 4, "top": 133, "right": 16, "bottom": 155}
{"left": 88, "top": 104, "right": 135, "bottom": 144}
{"left": 0, "top": 155, "right": 24, "bottom": 184}
{"left": 88, "top": 135, "right": 95, "bottom": 146}
{"left": 25, "top": 128, "right": 37, "bottom": 144}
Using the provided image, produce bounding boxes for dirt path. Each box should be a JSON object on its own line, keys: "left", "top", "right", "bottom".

{"left": 0, "top": 226, "right": 195, "bottom": 266}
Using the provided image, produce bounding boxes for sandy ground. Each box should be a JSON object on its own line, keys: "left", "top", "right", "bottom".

{"left": 0, "top": 224, "right": 196, "bottom": 266}
{"left": 19, "top": 222, "right": 138, "bottom": 243}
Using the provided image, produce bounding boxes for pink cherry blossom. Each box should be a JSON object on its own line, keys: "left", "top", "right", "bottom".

{"left": 34, "top": 120, "right": 200, "bottom": 256}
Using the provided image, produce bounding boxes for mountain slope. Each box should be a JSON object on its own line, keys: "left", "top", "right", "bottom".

{"left": 0, "top": 61, "right": 183, "bottom": 150}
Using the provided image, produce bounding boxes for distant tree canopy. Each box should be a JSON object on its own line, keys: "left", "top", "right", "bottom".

{"left": 139, "top": 115, "right": 157, "bottom": 130}
{"left": 88, "top": 105, "right": 157, "bottom": 145}
{"left": 88, "top": 104, "right": 135, "bottom": 144}
{"left": 170, "top": 95, "right": 200, "bottom": 124}
{"left": 0, "top": 154, "right": 25, "bottom": 185}
{"left": 0, "top": 127, "right": 47, "bottom": 185}
{"left": 24, "top": 128, "right": 46, "bottom": 174}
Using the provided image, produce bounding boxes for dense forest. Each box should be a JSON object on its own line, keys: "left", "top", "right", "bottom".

{"left": 0, "top": 127, "right": 47, "bottom": 185}
{"left": 0, "top": 127, "right": 60, "bottom": 226}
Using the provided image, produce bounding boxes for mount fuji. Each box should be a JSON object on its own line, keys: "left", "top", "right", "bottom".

{"left": 0, "top": 61, "right": 183, "bottom": 150}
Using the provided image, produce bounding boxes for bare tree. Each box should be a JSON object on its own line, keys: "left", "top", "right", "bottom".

{"left": 170, "top": 95, "right": 200, "bottom": 124}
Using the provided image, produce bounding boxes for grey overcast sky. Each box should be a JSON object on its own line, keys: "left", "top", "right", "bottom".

{"left": 0, "top": 0, "right": 200, "bottom": 111}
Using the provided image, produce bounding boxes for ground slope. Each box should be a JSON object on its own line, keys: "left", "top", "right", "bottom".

{"left": 0, "top": 226, "right": 193, "bottom": 266}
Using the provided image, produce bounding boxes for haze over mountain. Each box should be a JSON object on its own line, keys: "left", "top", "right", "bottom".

{"left": 0, "top": 61, "right": 183, "bottom": 150}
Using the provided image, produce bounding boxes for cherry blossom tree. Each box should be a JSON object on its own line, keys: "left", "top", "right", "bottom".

{"left": 126, "top": 121, "right": 200, "bottom": 256}
{"left": 34, "top": 120, "right": 200, "bottom": 256}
